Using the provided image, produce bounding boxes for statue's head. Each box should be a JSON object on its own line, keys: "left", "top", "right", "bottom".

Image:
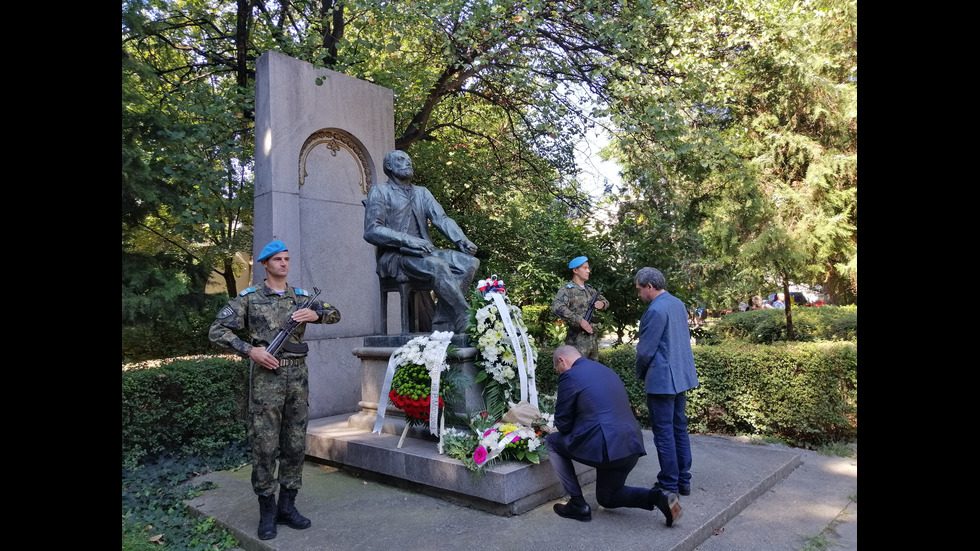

{"left": 383, "top": 150, "right": 414, "bottom": 182}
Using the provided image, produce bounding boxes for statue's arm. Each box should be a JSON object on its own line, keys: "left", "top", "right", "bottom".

{"left": 422, "top": 189, "right": 477, "bottom": 255}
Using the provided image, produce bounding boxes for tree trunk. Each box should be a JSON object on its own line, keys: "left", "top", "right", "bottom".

{"left": 320, "top": 0, "right": 345, "bottom": 67}
{"left": 223, "top": 256, "right": 239, "bottom": 297}
{"left": 782, "top": 277, "right": 795, "bottom": 341}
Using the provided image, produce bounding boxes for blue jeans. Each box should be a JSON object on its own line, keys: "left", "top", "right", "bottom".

{"left": 646, "top": 392, "right": 692, "bottom": 493}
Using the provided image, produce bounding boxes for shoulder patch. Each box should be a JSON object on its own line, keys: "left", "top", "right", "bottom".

{"left": 565, "top": 283, "right": 575, "bottom": 288}
{"left": 218, "top": 305, "right": 235, "bottom": 318}
{"left": 294, "top": 287, "right": 310, "bottom": 297}
{"left": 238, "top": 286, "right": 256, "bottom": 296}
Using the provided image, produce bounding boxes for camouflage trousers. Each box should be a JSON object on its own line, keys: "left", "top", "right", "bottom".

{"left": 565, "top": 329, "right": 599, "bottom": 362}
{"left": 248, "top": 361, "right": 310, "bottom": 496}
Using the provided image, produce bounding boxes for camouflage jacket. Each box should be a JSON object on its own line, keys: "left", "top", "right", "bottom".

{"left": 208, "top": 280, "right": 341, "bottom": 359}
{"left": 551, "top": 283, "right": 607, "bottom": 329}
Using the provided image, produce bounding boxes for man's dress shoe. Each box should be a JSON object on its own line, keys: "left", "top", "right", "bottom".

{"left": 553, "top": 501, "right": 592, "bottom": 522}
{"left": 652, "top": 488, "right": 683, "bottom": 527}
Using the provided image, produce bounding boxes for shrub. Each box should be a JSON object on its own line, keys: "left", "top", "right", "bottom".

{"left": 598, "top": 342, "right": 857, "bottom": 448}
{"left": 521, "top": 304, "right": 550, "bottom": 347}
{"left": 707, "top": 305, "right": 857, "bottom": 344}
{"left": 522, "top": 304, "right": 566, "bottom": 347}
{"left": 689, "top": 342, "right": 857, "bottom": 447}
{"left": 122, "top": 356, "right": 249, "bottom": 469}
{"left": 121, "top": 292, "right": 230, "bottom": 362}
{"left": 534, "top": 345, "right": 558, "bottom": 398}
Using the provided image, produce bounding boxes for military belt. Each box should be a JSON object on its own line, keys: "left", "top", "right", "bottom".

{"left": 278, "top": 358, "right": 305, "bottom": 367}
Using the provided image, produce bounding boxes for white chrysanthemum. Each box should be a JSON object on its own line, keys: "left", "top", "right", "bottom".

{"left": 422, "top": 346, "right": 444, "bottom": 367}
{"left": 430, "top": 331, "right": 454, "bottom": 342}
{"left": 476, "top": 307, "right": 491, "bottom": 323}
{"left": 479, "top": 430, "right": 501, "bottom": 450}
{"left": 478, "top": 334, "right": 496, "bottom": 351}
{"left": 443, "top": 427, "right": 470, "bottom": 438}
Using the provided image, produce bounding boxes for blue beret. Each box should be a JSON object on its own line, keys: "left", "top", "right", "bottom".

{"left": 257, "top": 240, "right": 288, "bottom": 261}
{"left": 568, "top": 256, "right": 588, "bottom": 269}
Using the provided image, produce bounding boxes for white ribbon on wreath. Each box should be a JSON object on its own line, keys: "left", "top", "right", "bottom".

{"left": 425, "top": 331, "right": 454, "bottom": 434}
{"left": 372, "top": 354, "right": 400, "bottom": 435}
{"left": 485, "top": 292, "right": 538, "bottom": 409}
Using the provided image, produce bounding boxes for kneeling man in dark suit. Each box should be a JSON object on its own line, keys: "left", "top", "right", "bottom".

{"left": 546, "top": 346, "right": 682, "bottom": 526}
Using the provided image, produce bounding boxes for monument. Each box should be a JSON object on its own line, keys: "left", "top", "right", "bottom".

{"left": 252, "top": 51, "right": 593, "bottom": 515}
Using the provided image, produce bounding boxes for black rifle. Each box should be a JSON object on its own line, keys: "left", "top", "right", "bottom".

{"left": 583, "top": 286, "right": 603, "bottom": 323}
{"left": 266, "top": 287, "right": 321, "bottom": 358}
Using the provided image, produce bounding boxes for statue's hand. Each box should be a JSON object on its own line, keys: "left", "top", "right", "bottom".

{"left": 410, "top": 238, "right": 435, "bottom": 255}
{"left": 456, "top": 238, "right": 477, "bottom": 255}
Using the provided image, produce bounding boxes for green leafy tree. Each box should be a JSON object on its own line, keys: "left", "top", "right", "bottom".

{"left": 122, "top": 0, "right": 857, "bottom": 354}
{"left": 123, "top": 0, "right": 260, "bottom": 296}
{"left": 733, "top": 0, "right": 857, "bottom": 308}
{"left": 605, "top": 0, "right": 857, "bottom": 334}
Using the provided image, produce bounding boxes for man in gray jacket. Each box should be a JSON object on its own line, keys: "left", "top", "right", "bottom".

{"left": 634, "top": 267, "right": 700, "bottom": 501}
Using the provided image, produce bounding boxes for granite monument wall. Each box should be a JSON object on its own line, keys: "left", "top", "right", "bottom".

{"left": 253, "top": 51, "right": 396, "bottom": 419}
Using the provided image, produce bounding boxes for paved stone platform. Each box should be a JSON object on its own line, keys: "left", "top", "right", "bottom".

{"left": 183, "top": 433, "right": 852, "bottom": 551}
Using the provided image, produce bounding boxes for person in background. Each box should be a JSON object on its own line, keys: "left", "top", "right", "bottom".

{"left": 551, "top": 256, "right": 608, "bottom": 361}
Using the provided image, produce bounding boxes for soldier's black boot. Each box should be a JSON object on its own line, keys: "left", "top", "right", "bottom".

{"left": 257, "top": 494, "right": 277, "bottom": 540}
{"left": 276, "top": 488, "right": 312, "bottom": 530}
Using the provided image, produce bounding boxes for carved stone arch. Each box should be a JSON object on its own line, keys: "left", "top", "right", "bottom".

{"left": 298, "top": 128, "right": 373, "bottom": 195}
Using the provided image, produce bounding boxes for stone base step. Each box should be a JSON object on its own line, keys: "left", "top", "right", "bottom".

{"left": 306, "top": 413, "right": 595, "bottom": 516}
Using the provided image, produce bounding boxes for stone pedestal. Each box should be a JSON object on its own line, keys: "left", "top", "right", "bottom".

{"left": 347, "top": 334, "right": 485, "bottom": 435}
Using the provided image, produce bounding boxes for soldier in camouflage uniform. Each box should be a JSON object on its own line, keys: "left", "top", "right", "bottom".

{"left": 209, "top": 240, "right": 341, "bottom": 541}
{"left": 551, "top": 256, "right": 608, "bottom": 361}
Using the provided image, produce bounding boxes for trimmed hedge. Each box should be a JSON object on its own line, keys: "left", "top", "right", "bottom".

{"left": 121, "top": 341, "right": 857, "bottom": 468}
{"left": 594, "top": 342, "right": 857, "bottom": 448}
{"left": 122, "top": 356, "right": 249, "bottom": 469}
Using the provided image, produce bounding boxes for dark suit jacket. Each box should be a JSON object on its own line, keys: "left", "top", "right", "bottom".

{"left": 553, "top": 357, "right": 646, "bottom": 465}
